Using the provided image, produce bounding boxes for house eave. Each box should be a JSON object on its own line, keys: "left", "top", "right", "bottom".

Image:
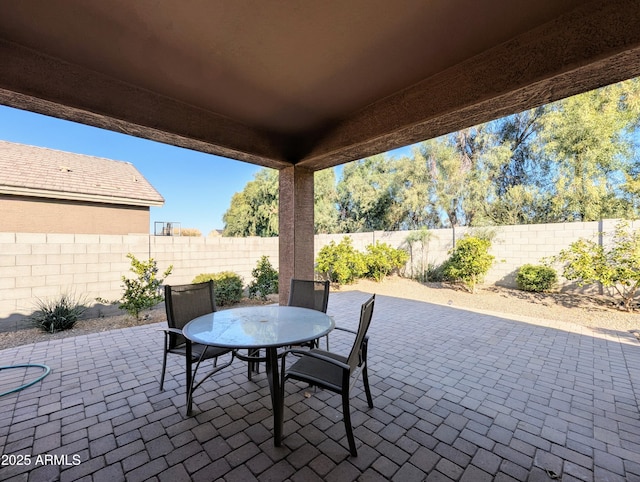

{"left": 0, "top": 186, "right": 165, "bottom": 207}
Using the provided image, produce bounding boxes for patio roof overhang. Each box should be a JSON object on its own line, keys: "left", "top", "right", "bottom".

{"left": 1, "top": 0, "right": 640, "bottom": 301}
{"left": 1, "top": 0, "right": 639, "bottom": 172}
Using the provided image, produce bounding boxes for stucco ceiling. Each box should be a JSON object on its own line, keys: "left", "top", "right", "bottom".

{"left": 1, "top": 0, "right": 640, "bottom": 171}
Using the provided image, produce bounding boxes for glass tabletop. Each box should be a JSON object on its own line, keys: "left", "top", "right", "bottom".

{"left": 183, "top": 305, "right": 334, "bottom": 349}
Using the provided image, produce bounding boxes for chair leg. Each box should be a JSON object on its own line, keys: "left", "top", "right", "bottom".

{"left": 362, "top": 363, "right": 373, "bottom": 408}
{"left": 361, "top": 340, "right": 373, "bottom": 408}
{"left": 342, "top": 390, "right": 357, "bottom": 457}
{"left": 247, "top": 348, "right": 260, "bottom": 380}
{"left": 160, "top": 350, "right": 168, "bottom": 391}
{"left": 186, "top": 343, "right": 193, "bottom": 415}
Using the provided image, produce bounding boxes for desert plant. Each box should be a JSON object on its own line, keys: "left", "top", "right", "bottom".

{"left": 553, "top": 221, "right": 640, "bottom": 310}
{"left": 119, "top": 253, "right": 173, "bottom": 319}
{"left": 193, "top": 271, "right": 244, "bottom": 306}
{"left": 315, "top": 236, "right": 367, "bottom": 284}
{"left": 405, "top": 227, "right": 434, "bottom": 280}
{"left": 516, "top": 264, "right": 558, "bottom": 292}
{"left": 248, "top": 256, "right": 279, "bottom": 300}
{"left": 31, "top": 293, "right": 87, "bottom": 333}
{"left": 364, "top": 242, "right": 409, "bottom": 282}
{"left": 442, "top": 236, "right": 495, "bottom": 293}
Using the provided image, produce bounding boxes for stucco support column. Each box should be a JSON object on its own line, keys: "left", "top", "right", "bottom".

{"left": 278, "top": 165, "right": 314, "bottom": 305}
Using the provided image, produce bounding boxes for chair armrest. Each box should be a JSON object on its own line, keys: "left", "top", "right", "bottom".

{"left": 281, "top": 348, "right": 350, "bottom": 371}
{"left": 157, "top": 327, "right": 183, "bottom": 336}
{"left": 333, "top": 326, "right": 357, "bottom": 335}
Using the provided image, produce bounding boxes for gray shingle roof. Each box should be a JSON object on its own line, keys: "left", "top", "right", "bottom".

{"left": 0, "top": 140, "right": 164, "bottom": 206}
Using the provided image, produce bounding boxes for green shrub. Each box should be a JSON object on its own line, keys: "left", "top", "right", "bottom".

{"left": 248, "top": 256, "right": 279, "bottom": 300}
{"left": 193, "top": 272, "right": 244, "bottom": 306}
{"left": 424, "top": 262, "right": 447, "bottom": 282}
{"left": 516, "top": 264, "right": 557, "bottom": 292}
{"left": 364, "top": 242, "right": 409, "bottom": 282}
{"left": 315, "top": 236, "right": 367, "bottom": 284}
{"left": 553, "top": 221, "right": 640, "bottom": 311}
{"left": 442, "top": 236, "right": 495, "bottom": 293}
{"left": 31, "top": 293, "right": 87, "bottom": 333}
{"left": 120, "top": 253, "right": 173, "bottom": 319}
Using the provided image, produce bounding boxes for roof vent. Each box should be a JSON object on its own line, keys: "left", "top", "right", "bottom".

{"left": 59, "top": 166, "right": 72, "bottom": 172}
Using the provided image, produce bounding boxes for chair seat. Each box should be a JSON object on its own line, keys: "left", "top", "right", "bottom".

{"left": 169, "top": 342, "right": 230, "bottom": 362}
{"left": 286, "top": 349, "right": 347, "bottom": 392}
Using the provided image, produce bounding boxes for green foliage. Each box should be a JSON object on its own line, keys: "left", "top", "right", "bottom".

{"left": 222, "top": 168, "right": 343, "bottom": 236}
{"left": 315, "top": 236, "right": 367, "bottom": 284}
{"left": 539, "top": 81, "right": 640, "bottom": 222}
{"left": 315, "top": 237, "right": 408, "bottom": 284}
{"left": 31, "top": 293, "right": 87, "bottom": 333}
{"left": 442, "top": 236, "right": 495, "bottom": 292}
{"left": 420, "top": 127, "right": 493, "bottom": 229}
{"left": 192, "top": 272, "right": 244, "bottom": 306}
{"left": 424, "top": 262, "right": 447, "bottom": 282}
{"left": 337, "top": 155, "right": 402, "bottom": 232}
{"left": 223, "top": 169, "right": 279, "bottom": 237}
{"left": 516, "top": 264, "right": 558, "bottom": 292}
{"left": 119, "top": 253, "right": 173, "bottom": 319}
{"left": 248, "top": 256, "right": 279, "bottom": 300}
{"left": 554, "top": 221, "right": 640, "bottom": 310}
{"left": 314, "top": 168, "right": 340, "bottom": 234}
{"left": 221, "top": 79, "right": 640, "bottom": 230}
{"left": 364, "top": 242, "right": 408, "bottom": 282}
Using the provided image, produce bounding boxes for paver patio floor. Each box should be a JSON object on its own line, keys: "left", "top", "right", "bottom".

{"left": 1, "top": 291, "right": 639, "bottom": 481}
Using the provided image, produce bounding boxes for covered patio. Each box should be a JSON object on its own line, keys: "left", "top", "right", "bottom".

{"left": 2, "top": 291, "right": 638, "bottom": 481}
{"left": 2, "top": 3, "right": 640, "bottom": 481}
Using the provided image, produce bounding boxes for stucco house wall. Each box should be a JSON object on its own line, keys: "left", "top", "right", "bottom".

{"left": 0, "top": 195, "right": 151, "bottom": 234}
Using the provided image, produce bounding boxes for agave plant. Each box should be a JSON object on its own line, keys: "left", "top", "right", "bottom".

{"left": 31, "top": 293, "right": 87, "bottom": 333}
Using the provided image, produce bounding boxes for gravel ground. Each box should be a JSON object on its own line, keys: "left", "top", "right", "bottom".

{"left": 339, "top": 276, "right": 640, "bottom": 337}
{"left": 2, "top": 277, "right": 639, "bottom": 351}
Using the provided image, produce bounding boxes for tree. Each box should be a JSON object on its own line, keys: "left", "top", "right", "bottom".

{"left": 223, "top": 167, "right": 341, "bottom": 236}
{"left": 492, "top": 108, "right": 547, "bottom": 197}
{"left": 223, "top": 169, "right": 279, "bottom": 237}
{"left": 539, "top": 80, "right": 640, "bottom": 221}
{"left": 336, "top": 155, "right": 402, "bottom": 232}
{"left": 419, "top": 127, "right": 494, "bottom": 239}
{"left": 314, "top": 168, "right": 339, "bottom": 233}
{"left": 394, "top": 153, "right": 439, "bottom": 229}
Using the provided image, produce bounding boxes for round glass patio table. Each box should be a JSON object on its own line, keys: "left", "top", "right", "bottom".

{"left": 183, "top": 305, "right": 334, "bottom": 446}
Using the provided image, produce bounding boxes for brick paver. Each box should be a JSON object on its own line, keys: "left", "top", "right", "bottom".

{"left": 1, "top": 291, "right": 639, "bottom": 480}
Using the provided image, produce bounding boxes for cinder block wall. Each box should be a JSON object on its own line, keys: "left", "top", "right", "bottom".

{"left": 0, "top": 219, "right": 630, "bottom": 330}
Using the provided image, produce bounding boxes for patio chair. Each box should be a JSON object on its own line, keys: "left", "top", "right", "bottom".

{"left": 161, "top": 281, "right": 234, "bottom": 414}
{"left": 246, "top": 278, "right": 330, "bottom": 377}
{"left": 287, "top": 278, "right": 330, "bottom": 349}
{"left": 281, "top": 294, "right": 375, "bottom": 456}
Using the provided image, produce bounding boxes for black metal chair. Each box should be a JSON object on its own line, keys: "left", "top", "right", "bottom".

{"left": 281, "top": 294, "right": 375, "bottom": 456}
{"left": 161, "top": 281, "right": 234, "bottom": 414}
{"left": 247, "top": 278, "right": 331, "bottom": 377}
{"left": 287, "top": 278, "right": 330, "bottom": 348}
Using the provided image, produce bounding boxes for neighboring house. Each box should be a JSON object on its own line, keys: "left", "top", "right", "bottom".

{"left": 0, "top": 140, "right": 164, "bottom": 234}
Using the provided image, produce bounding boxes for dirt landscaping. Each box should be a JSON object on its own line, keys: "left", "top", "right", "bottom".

{"left": 1, "top": 277, "right": 639, "bottom": 351}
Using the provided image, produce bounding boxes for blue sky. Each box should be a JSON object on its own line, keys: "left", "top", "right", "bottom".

{"left": 0, "top": 105, "right": 413, "bottom": 235}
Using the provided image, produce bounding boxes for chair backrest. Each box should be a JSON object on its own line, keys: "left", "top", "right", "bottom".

{"left": 164, "top": 281, "right": 216, "bottom": 348}
{"left": 346, "top": 294, "right": 375, "bottom": 372}
{"left": 287, "top": 279, "right": 330, "bottom": 313}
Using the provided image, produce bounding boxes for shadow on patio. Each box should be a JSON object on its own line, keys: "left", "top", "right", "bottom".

{"left": 1, "top": 291, "right": 639, "bottom": 481}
